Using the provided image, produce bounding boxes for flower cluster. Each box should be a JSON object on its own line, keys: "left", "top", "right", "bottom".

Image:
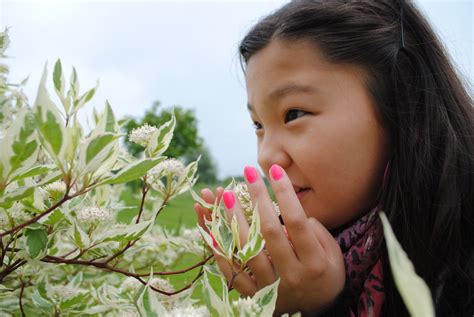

{"left": 168, "top": 306, "right": 209, "bottom": 317}
{"left": 128, "top": 124, "right": 158, "bottom": 147}
{"left": 233, "top": 182, "right": 281, "bottom": 222}
{"left": 76, "top": 206, "right": 111, "bottom": 222}
{"left": 232, "top": 297, "right": 260, "bottom": 315}
{"left": 44, "top": 180, "right": 67, "bottom": 198}
{"left": 149, "top": 158, "right": 186, "bottom": 180}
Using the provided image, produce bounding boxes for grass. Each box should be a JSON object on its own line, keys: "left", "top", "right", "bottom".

{"left": 117, "top": 183, "right": 239, "bottom": 304}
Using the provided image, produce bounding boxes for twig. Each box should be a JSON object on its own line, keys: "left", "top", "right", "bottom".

{"left": 105, "top": 183, "right": 151, "bottom": 265}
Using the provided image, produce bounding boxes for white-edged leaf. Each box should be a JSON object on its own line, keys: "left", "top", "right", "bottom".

{"left": 197, "top": 225, "right": 226, "bottom": 258}
{"left": 136, "top": 270, "right": 168, "bottom": 316}
{"left": 380, "top": 212, "right": 435, "bottom": 317}
{"left": 99, "top": 157, "right": 164, "bottom": 185}
{"left": 253, "top": 278, "right": 280, "bottom": 316}
{"left": 96, "top": 220, "right": 152, "bottom": 243}
{"left": 146, "top": 111, "right": 176, "bottom": 158}
{"left": 11, "top": 164, "right": 54, "bottom": 182}
{"left": 33, "top": 64, "right": 66, "bottom": 165}
{"left": 202, "top": 267, "right": 231, "bottom": 317}
{"left": 190, "top": 187, "right": 213, "bottom": 209}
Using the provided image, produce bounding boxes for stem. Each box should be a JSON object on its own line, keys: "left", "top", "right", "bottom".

{"left": 19, "top": 281, "right": 26, "bottom": 317}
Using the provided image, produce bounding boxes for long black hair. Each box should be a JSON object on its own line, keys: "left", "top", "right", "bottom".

{"left": 238, "top": 0, "right": 474, "bottom": 315}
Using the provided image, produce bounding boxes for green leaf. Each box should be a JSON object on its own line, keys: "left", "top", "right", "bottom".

{"left": 85, "top": 133, "right": 117, "bottom": 164}
{"left": 380, "top": 212, "right": 435, "bottom": 317}
{"left": 101, "top": 157, "right": 164, "bottom": 185}
{"left": 39, "top": 208, "right": 65, "bottom": 226}
{"left": 0, "top": 185, "right": 35, "bottom": 208}
{"left": 25, "top": 226, "right": 48, "bottom": 259}
{"left": 72, "top": 223, "right": 90, "bottom": 249}
{"left": 11, "top": 165, "right": 54, "bottom": 182}
{"left": 136, "top": 271, "right": 168, "bottom": 316}
{"left": 53, "top": 59, "right": 65, "bottom": 101}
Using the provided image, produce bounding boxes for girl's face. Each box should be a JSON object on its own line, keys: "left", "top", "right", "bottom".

{"left": 245, "top": 39, "right": 390, "bottom": 229}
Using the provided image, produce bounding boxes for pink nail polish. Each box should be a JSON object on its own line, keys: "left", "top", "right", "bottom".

{"left": 223, "top": 191, "right": 235, "bottom": 209}
{"left": 244, "top": 166, "right": 258, "bottom": 184}
{"left": 270, "top": 164, "right": 284, "bottom": 181}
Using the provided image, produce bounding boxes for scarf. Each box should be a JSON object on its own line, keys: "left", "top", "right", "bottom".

{"left": 333, "top": 207, "right": 385, "bottom": 317}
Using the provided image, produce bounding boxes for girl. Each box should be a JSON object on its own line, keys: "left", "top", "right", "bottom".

{"left": 194, "top": 0, "right": 474, "bottom": 316}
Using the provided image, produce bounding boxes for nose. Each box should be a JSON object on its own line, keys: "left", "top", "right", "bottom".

{"left": 257, "top": 133, "right": 291, "bottom": 175}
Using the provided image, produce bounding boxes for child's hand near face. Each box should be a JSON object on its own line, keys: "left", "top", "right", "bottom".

{"left": 194, "top": 165, "right": 346, "bottom": 316}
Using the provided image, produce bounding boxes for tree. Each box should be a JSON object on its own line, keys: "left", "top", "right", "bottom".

{"left": 123, "top": 101, "right": 219, "bottom": 184}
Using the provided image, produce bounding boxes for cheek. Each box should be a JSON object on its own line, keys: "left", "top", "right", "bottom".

{"left": 303, "top": 112, "right": 388, "bottom": 227}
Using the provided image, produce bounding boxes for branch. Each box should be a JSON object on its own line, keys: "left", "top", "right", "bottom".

{"left": 0, "top": 194, "right": 70, "bottom": 238}
{"left": 136, "top": 254, "right": 213, "bottom": 276}
{"left": 0, "top": 259, "right": 27, "bottom": 283}
{"left": 41, "top": 254, "right": 211, "bottom": 296}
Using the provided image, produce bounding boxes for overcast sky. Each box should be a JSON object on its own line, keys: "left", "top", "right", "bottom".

{"left": 1, "top": 0, "right": 472, "bottom": 179}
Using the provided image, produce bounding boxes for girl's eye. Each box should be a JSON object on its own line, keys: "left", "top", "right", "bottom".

{"left": 252, "top": 121, "right": 263, "bottom": 130}
{"left": 285, "top": 109, "right": 307, "bottom": 123}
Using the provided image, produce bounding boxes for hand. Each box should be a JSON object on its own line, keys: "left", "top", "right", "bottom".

{"left": 194, "top": 165, "right": 346, "bottom": 315}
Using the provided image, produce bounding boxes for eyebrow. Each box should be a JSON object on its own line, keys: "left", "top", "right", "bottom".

{"left": 247, "top": 83, "right": 317, "bottom": 112}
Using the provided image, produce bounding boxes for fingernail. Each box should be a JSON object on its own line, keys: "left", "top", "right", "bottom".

{"left": 223, "top": 191, "right": 235, "bottom": 209}
{"left": 270, "top": 164, "right": 284, "bottom": 181}
{"left": 244, "top": 165, "right": 258, "bottom": 184}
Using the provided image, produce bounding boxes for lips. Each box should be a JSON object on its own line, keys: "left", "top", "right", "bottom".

{"left": 293, "top": 185, "right": 311, "bottom": 200}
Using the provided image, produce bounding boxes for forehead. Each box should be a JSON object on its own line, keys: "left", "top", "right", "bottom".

{"left": 245, "top": 39, "right": 367, "bottom": 106}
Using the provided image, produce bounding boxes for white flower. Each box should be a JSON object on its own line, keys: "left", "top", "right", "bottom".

{"left": 149, "top": 159, "right": 186, "bottom": 179}
{"left": 232, "top": 297, "right": 260, "bottom": 315}
{"left": 76, "top": 206, "right": 111, "bottom": 222}
{"left": 49, "top": 284, "right": 83, "bottom": 300}
{"left": 150, "top": 277, "right": 174, "bottom": 293}
{"left": 234, "top": 182, "right": 281, "bottom": 222}
{"left": 168, "top": 306, "right": 209, "bottom": 317}
{"left": 44, "top": 181, "right": 67, "bottom": 195}
{"left": 128, "top": 124, "right": 158, "bottom": 147}
{"left": 233, "top": 182, "right": 253, "bottom": 222}
{"left": 121, "top": 277, "right": 140, "bottom": 293}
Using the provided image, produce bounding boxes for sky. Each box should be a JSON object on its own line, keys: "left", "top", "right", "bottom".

{"left": 1, "top": 0, "right": 472, "bottom": 179}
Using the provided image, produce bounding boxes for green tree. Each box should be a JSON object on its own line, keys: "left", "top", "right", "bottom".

{"left": 123, "top": 101, "right": 219, "bottom": 184}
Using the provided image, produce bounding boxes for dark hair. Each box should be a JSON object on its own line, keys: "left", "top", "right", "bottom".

{"left": 239, "top": 0, "right": 474, "bottom": 315}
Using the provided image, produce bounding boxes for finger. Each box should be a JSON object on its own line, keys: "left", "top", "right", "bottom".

{"left": 268, "top": 164, "right": 325, "bottom": 264}
{"left": 307, "top": 217, "right": 341, "bottom": 262}
{"left": 222, "top": 190, "right": 275, "bottom": 287}
{"left": 215, "top": 187, "right": 224, "bottom": 204}
{"left": 194, "top": 203, "right": 206, "bottom": 229}
{"left": 243, "top": 166, "right": 297, "bottom": 269}
{"left": 213, "top": 247, "right": 257, "bottom": 296}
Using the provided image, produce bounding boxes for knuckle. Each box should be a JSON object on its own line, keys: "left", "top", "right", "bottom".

{"left": 284, "top": 215, "right": 306, "bottom": 230}
{"left": 261, "top": 225, "right": 282, "bottom": 239}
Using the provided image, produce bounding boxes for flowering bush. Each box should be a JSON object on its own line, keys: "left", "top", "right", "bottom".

{"left": 0, "top": 30, "right": 434, "bottom": 317}
{"left": 0, "top": 30, "right": 282, "bottom": 316}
